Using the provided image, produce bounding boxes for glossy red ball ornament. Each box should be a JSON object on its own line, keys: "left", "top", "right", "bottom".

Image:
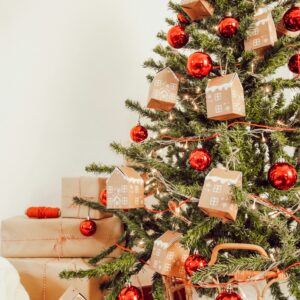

{"left": 216, "top": 291, "right": 242, "bottom": 300}
{"left": 100, "top": 189, "right": 107, "bottom": 206}
{"left": 218, "top": 17, "right": 239, "bottom": 38}
{"left": 268, "top": 162, "right": 297, "bottom": 190}
{"left": 283, "top": 7, "right": 300, "bottom": 32}
{"left": 189, "top": 149, "right": 212, "bottom": 171}
{"left": 288, "top": 54, "right": 300, "bottom": 74}
{"left": 79, "top": 219, "right": 97, "bottom": 236}
{"left": 177, "top": 13, "right": 190, "bottom": 25}
{"left": 187, "top": 52, "right": 213, "bottom": 78}
{"left": 117, "top": 286, "right": 143, "bottom": 300}
{"left": 130, "top": 125, "right": 148, "bottom": 143}
{"left": 167, "top": 25, "right": 189, "bottom": 49}
{"left": 184, "top": 254, "right": 208, "bottom": 276}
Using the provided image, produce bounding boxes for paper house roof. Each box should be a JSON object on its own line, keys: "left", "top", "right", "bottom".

{"left": 154, "top": 231, "right": 182, "bottom": 250}
{"left": 155, "top": 67, "right": 179, "bottom": 82}
{"left": 206, "top": 73, "right": 241, "bottom": 93}
{"left": 206, "top": 168, "right": 242, "bottom": 185}
{"left": 113, "top": 166, "right": 144, "bottom": 184}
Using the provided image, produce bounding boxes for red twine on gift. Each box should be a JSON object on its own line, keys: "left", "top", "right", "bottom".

{"left": 26, "top": 207, "right": 61, "bottom": 219}
{"left": 160, "top": 121, "right": 297, "bottom": 143}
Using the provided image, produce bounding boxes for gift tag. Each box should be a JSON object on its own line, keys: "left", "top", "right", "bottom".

{"left": 59, "top": 286, "right": 86, "bottom": 300}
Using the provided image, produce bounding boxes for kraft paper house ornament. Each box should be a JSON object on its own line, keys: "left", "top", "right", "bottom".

{"left": 149, "top": 231, "right": 189, "bottom": 278}
{"left": 205, "top": 73, "right": 245, "bottom": 121}
{"left": 244, "top": 11, "right": 277, "bottom": 57}
{"left": 147, "top": 67, "right": 179, "bottom": 112}
{"left": 198, "top": 168, "right": 242, "bottom": 221}
{"left": 106, "top": 166, "right": 144, "bottom": 209}
{"left": 180, "top": 0, "right": 214, "bottom": 21}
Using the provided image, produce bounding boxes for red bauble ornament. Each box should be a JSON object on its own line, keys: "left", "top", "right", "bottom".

{"left": 167, "top": 25, "right": 189, "bottom": 49}
{"left": 187, "top": 52, "right": 213, "bottom": 78}
{"left": 268, "top": 162, "right": 297, "bottom": 190}
{"left": 184, "top": 254, "right": 208, "bottom": 276}
{"left": 79, "top": 219, "right": 97, "bottom": 236}
{"left": 177, "top": 13, "right": 190, "bottom": 25}
{"left": 216, "top": 291, "right": 242, "bottom": 300}
{"left": 100, "top": 189, "right": 107, "bottom": 206}
{"left": 218, "top": 17, "right": 239, "bottom": 38}
{"left": 189, "top": 149, "right": 212, "bottom": 171}
{"left": 283, "top": 7, "right": 300, "bottom": 32}
{"left": 288, "top": 54, "right": 300, "bottom": 74}
{"left": 130, "top": 124, "right": 148, "bottom": 143}
{"left": 117, "top": 286, "right": 143, "bottom": 300}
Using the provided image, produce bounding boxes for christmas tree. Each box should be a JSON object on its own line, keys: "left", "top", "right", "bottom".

{"left": 61, "top": 1, "right": 300, "bottom": 299}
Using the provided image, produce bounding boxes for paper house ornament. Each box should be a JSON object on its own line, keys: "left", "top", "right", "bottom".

{"left": 149, "top": 231, "right": 189, "bottom": 278}
{"left": 198, "top": 168, "right": 242, "bottom": 221}
{"left": 106, "top": 166, "right": 144, "bottom": 209}
{"left": 180, "top": 0, "right": 214, "bottom": 21}
{"left": 205, "top": 73, "right": 245, "bottom": 121}
{"left": 147, "top": 67, "right": 179, "bottom": 112}
{"left": 244, "top": 11, "right": 277, "bottom": 57}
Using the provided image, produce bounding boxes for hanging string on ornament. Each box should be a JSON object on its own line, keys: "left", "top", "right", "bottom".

{"left": 187, "top": 52, "right": 213, "bottom": 78}
{"left": 283, "top": 6, "right": 300, "bottom": 32}
{"left": 218, "top": 16, "right": 239, "bottom": 38}
{"left": 167, "top": 25, "right": 189, "bottom": 49}
{"left": 130, "top": 123, "right": 148, "bottom": 143}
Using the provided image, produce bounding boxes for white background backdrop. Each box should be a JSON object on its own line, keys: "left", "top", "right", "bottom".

{"left": 0, "top": 0, "right": 170, "bottom": 222}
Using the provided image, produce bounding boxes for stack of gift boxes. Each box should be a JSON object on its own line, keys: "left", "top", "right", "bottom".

{"left": 1, "top": 176, "right": 124, "bottom": 300}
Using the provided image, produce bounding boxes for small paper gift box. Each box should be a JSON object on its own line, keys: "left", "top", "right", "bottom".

{"left": 149, "top": 231, "right": 189, "bottom": 278}
{"left": 205, "top": 73, "right": 245, "bottom": 121}
{"left": 198, "top": 168, "right": 242, "bottom": 221}
{"left": 147, "top": 67, "right": 179, "bottom": 112}
{"left": 244, "top": 11, "right": 277, "bottom": 56}
{"left": 8, "top": 258, "right": 110, "bottom": 300}
{"left": 106, "top": 166, "right": 144, "bottom": 209}
{"left": 1, "top": 216, "right": 123, "bottom": 258}
{"left": 61, "top": 177, "right": 110, "bottom": 219}
{"left": 180, "top": 0, "right": 214, "bottom": 21}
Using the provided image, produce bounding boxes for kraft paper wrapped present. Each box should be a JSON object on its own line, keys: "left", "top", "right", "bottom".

{"left": 8, "top": 258, "right": 110, "bottom": 300}
{"left": 61, "top": 177, "right": 111, "bottom": 219}
{"left": 1, "top": 216, "right": 123, "bottom": 258}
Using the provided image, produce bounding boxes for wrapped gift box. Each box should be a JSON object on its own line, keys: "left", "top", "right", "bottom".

{"left": 1, "top": 216, "right": 123, "bottom": 258}
{"left": 8, "top": 258, "right": 110, "bottom": 300}
{"left": 61, "top": 177, "right": 111, "bottom": 219}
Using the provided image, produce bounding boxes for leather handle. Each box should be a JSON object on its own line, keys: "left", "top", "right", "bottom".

{"left": 208, "top": 243, "right": 269, "bottom": 266}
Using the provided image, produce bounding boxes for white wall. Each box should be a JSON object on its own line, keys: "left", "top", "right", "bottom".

{"left": 0, "top": 0, "right": 169, "bottom": 221}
